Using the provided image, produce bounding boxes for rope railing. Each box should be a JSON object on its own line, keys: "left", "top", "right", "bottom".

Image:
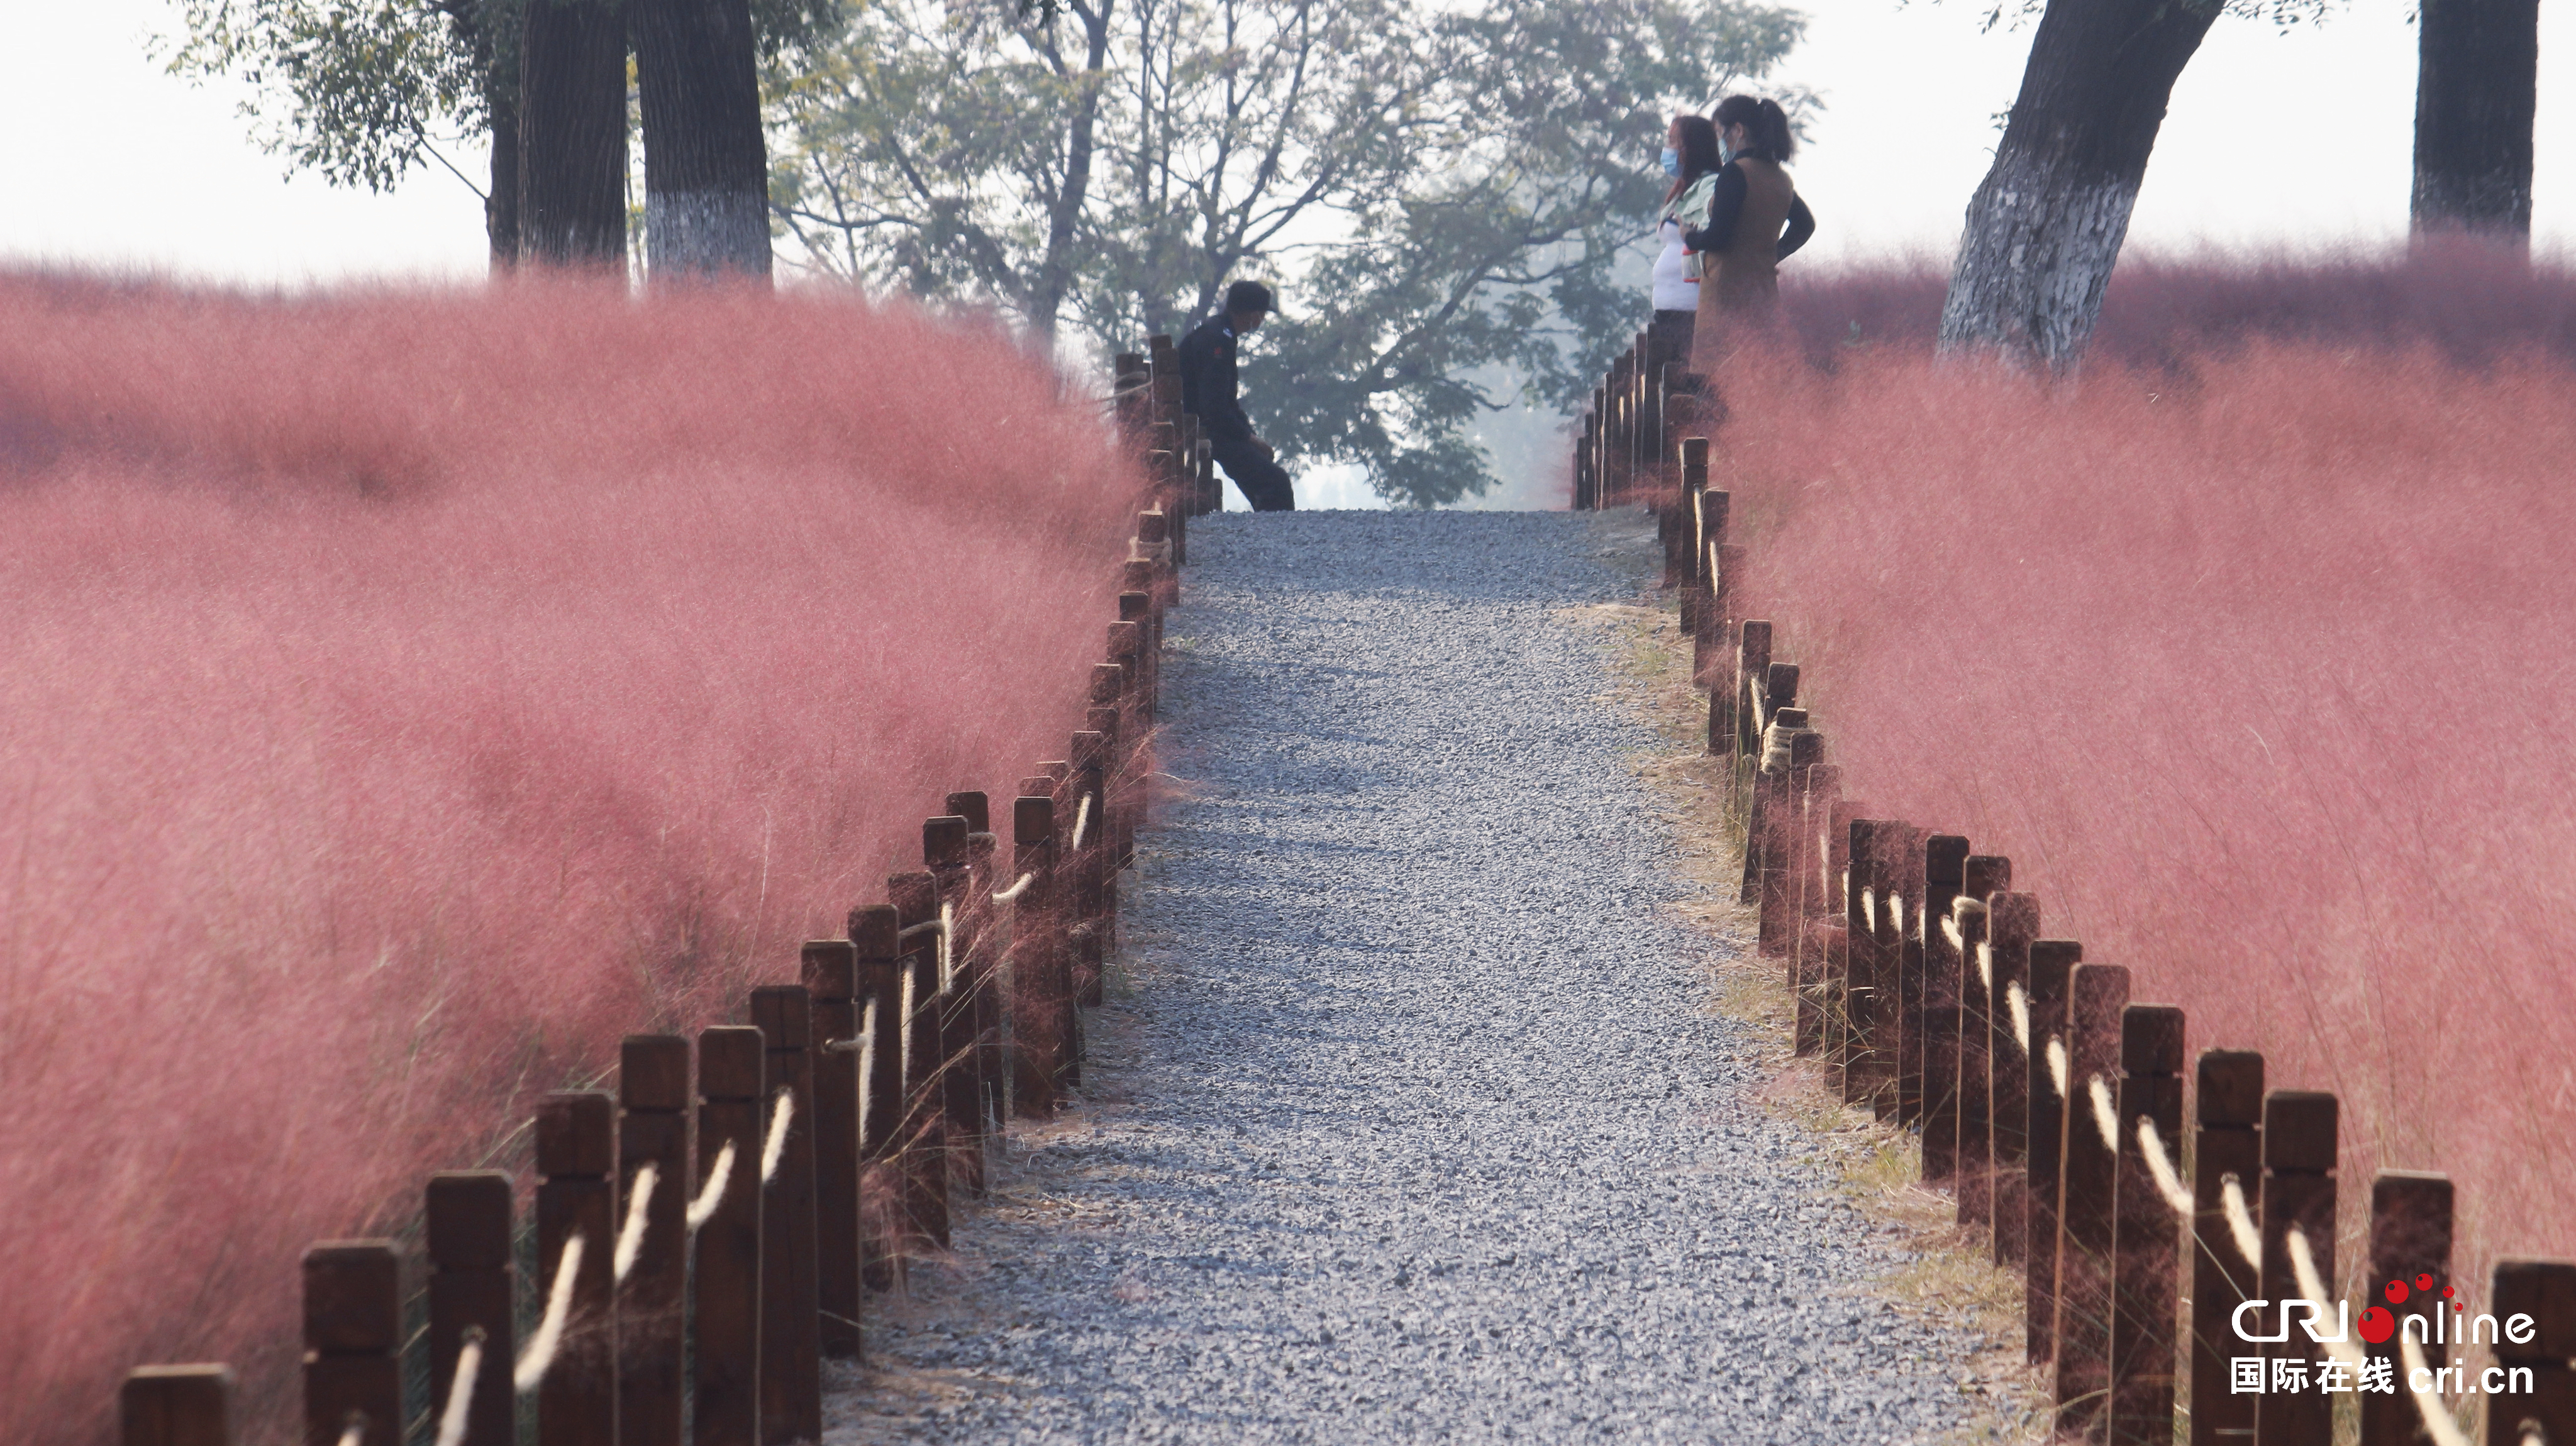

{"left": 514, "top": 1233, "right": 585, "bottom": 1394}
{"left": 430, "top": 1328, "right": 484, "bottom": 1446}
{"left": 613, "top": 1163, "right": 658, "bottom": 1283}
{"left": 686, "top": 1142, "right": 735, "bottom": 1230}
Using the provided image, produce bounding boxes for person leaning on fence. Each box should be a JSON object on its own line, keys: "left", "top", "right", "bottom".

{"left": 1684, "top": 94, "right": 1816, "bottom": 375}
{"left": 1650, "top": 113, "right": 1725, "bottom": 364}
{"left": 1177, "top": 280, "right": 1295, "bottom": 512}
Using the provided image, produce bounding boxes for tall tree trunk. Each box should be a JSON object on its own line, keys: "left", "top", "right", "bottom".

{"left": 445, "top": 0, "right": 523, "bottom": 268}
{"left": 634, "top": 0, "right": 771, "bottom": 279}
{"left": 1937, "top": 0, "right": 2219, "bottom": 367}
{"left": 2412, "top": 0, "right": 2538, "bottom": 236}
{"left": 1030, "top": 2, "right": 1116, "bottom": 339}
{"left": 518, "top": 0, "right": 630, "bottom": 270}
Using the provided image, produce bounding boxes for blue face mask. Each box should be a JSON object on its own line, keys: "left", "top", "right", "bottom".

{"left": 1659, "top": 146, "right": 1680, "bottom": 178}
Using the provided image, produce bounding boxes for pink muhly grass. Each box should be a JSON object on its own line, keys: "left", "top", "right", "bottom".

{"left": 1711, "top": 317, "right": 2576, "bottom": 1286}
{"left": 0, "top": 271, "right": 1142, "bottom": 1443}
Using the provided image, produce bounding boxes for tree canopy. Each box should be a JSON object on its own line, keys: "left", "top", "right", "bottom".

{"left": 772, "top": 0, "right": 1804, "bottom": 505}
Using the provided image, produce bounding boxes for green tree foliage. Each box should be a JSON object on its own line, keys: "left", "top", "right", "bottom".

{"left": 769, "top": 0, "right": 1804, "bottom": 505}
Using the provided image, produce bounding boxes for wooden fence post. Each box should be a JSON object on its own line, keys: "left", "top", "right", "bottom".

{"left": 848, "top": 907, "right": 904, "bottom": 1289}
{"left": 122, "top": 1366, "right": 235, "bottom": 1446}
{"left": 885, "top": 871, "right": 950, "bottom": 1254}
{"left": 1987, "top": 890, "right": 2041, "bottom": 1265}
{"left": 1890, "top": 828, "right": 1929, "bottom": 1127}
{"left": 748, "top": 986, "right": 821, "bottom": 1446}
{"left": 1835, "top": 817, "right": 1882, "bottom": 1102}
{"left": 925, "top": 815, "right": 988, "bottom": 1198}
{"left": 2024, "top": 939, "right": 2084, "bottom": 1366}
{"left": 1070, "top": 729, "right": 1111, "bottom": 1010}
{"left": 1867, "top": 823, "right": 1922, "bottom": 1123}
{"left": 1011, "top": 793, "right": 1063, "bottom": 1115}
{"left": 801, "top": 941, "right": 864, "bottom": 1362}
{"left": 1790, "top": 767, "right": 1846, "bottom": 1056}
{"left": 1919, "top": 836, "right": 1970, "bottom": 1185}
{"left": 692, "top": 1026, "right": 763, "bottom": 1446}
{"left": 302, "top": 1240, "right": 401, "bottom": 1446}
{"left": 536, "top": 1091, "right": 616, "bottom": 1446}
{"left": 2489, "top": 1260, "right": 2576, "bottom": 1445}
{"left": 1954, "top": 854, "right": 2011, "bottom": 1223}
{"left": 2053, "top": 960, "right": 2131, "bottom": 1442}
{"left": 2255, "top": 1090, "right": 2340, "bottom": 1446}
{"left": 426, "top": 1171, "right": 514, "bottom": 1446}
{"left": 2361, "top": 1171, "right": 2453, "bottom": 1446}
{"left": 619, "top": 1036, "right": 690, "bottom": 1446}
{"left": 2189, "top": 1049, "right": 2263, "bottom": 1446}
{"left": 2110, "top": 1004, "right": 2185, "bottom": 1445}
{"left": 1713, "top": 617, "right": 1765, "bottom": 754}
{"left": 1754, "top": 726, "right": 1820, "bottom": 956}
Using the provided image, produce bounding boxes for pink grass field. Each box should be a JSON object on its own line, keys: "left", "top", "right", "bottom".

{"left": 1718, "top": 249, "right": 2576, "bottom": 1288}
{"left": 0, "top": 273, "right": 1142, "bottom": 1442}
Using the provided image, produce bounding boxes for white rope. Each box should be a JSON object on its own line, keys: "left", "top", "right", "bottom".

{"left": 2089, "top": 1074, "right": 2120, "bottom": 1149}
{"left": 1978, "top": 942, "right": 1994, "bottom": 993}
{"left": 855, "top": 997, "right": 877, "bottom": 1143}
{"left": 338, "top": 1423, "right": 365, "bottom": 1446}
{"left": 897, "top": 919, "right": 945, "bottom": 939}
{"left": 938, "top": 902, "right": 955, "bottom": 991}
{"left": 1070, "top": 792, "right": 1094, "bottom": 852}
{"left": 612, "top": 1162, "right": 657, "bottom": 1284}
{"left": 1890, "top": 893, "right": 1905, "bottom": 936}
{"left": 992, "top": 871, "right": 1036, "bottom": 903}
{"left": 1860, "top": 888, "right": 1876, "bottom": 929}
{"left": 2288, "top": 1227, "right": 2372, "bottom": 1373}
{"left": 2048, "top": 1038, "right": 2069, "bottom": 1101}
{"left": 685, "top": 1142, "right": 735, "bottom": 1230}
{"left": 898, "top": 963, "right": 916, "bottom": 1084}
{"left": 432, "top": 1328, "right": 484, "bottom": 1446}
{"left": 760, "top": 1088, "right": 794, "bottom": 1184}
{"left": 2397, "top": 1333, "right": 2475, "bottom": 1446}
{"left": 1942, "top": 916, "right": 1963, "bottom": 952}
{"left": 2135, "top": 1116, "right": 2195, "bottom": 1217}
{"left": 2006, "top": 981, "right": 2030, "bottom": 1056}
{"left": 514, "top": 1233, "right": 585, "bottom": 1393}
{"left": 2221, "top": 1173, "right": 2263, "bottom": 1270}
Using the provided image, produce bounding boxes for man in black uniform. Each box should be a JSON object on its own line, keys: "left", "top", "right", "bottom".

{"left": 1175, "top": 280, "right": 1294, "bottom": 511}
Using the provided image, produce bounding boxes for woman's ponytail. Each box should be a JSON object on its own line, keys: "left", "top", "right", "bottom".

{"left": 1711, "top": 94, "right": 1797, "bottom": 163}
{"left": 1757, "top": 99, "right": 1796, "bottom": 162}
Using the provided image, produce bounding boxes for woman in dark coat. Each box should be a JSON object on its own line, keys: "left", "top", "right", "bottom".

{"left": 1685, "top": 94, "right": 1816, "bottom": 374}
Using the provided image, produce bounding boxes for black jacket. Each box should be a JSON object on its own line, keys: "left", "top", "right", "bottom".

{"left": 1176, "top": 316, "right": 1256, "bottom": 447}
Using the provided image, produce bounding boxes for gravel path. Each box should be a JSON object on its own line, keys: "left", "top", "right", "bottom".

{"left": 827, "top": 511, "right": 1978, "bottom": 1444}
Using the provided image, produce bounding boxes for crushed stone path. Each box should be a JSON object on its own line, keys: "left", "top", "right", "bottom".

{"left": 826, "top": 511, "right": 1979, "bottom": 1445}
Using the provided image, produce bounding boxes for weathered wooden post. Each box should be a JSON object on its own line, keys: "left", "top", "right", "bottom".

{"left": 1778, "top": 747, "right": 1829, "bottom": 980}
{"left": 886, "top": 871, "right": 950, "bottom": 1252}
{"left": 1865, "top": 822, "right": 1921, "bottom": 1122}
{"left": 2489, "top": 1261, "right": 2576, "bottom": 1445}
{"left": 2255, "top": 1091, "right": 2339, "bottom": 1446}
{"left": 303, "top": 1241, "right": 400, "bottom": 1446}
{"left": 426, "top": 1171, "right": 514, "bottom": 1446}
{"left": 848, "top": 906, "right": 904, "bottom": 1290}
{"left": 121, "top": 1366, "right": 235, "bottom": 1446}
{"left": 1069, "top": 729, "right": 1111, "bottom": 1008}
{"left": 619, "top": 1036, "right": 691, "bottom": 1445}
{"left": 802, "top": 941, "right": 863, "bottom": 1361}
{"left": 1987, "top": 890, "right": 2041, "bottom": 1264}
{"left": 536, "top": 1091, "right": 616, "bottom": 1446}
{"left": 1836, "top": 817, "right": 1882, "bottom": 1101}
{"left": 1954, "top": 855, "right": 2011, "bottom": 1222}
{"left": 1808, "top": 798, "right": 1864, "bottom": 1059}
{"left": 1713, "top": 617, "right": 1765, "bottom": 754}
{"left": 2360, "top": 1171, "right": 2452, "bottom": 1446}
{"left": 924, "top": 815, "right": 987, "bottom": 1198}
{"left": 1789, "top": 766, "right": 1845, "bottom": 1054}
{"left": 1918, "top": 837, "right": 1970, "bottom": 1185}
{"left": 2188, "top": 1049, "right": 2263, "bottom": 1446}
{"left": 2052, "top": 961, "right": 2130, "bottom": 1442}
{"left": 1011, "top": 792, "right": 1063, "bottom": 1115}
{"left": 1891, "top": 828, "right": 1929, "bottom": 1127}
{"left": 2109, "top": 1004, "right": 2185, "bottom": 1445}
{"left": 692, "top": 1026, "right": 763, "bottom": 1446}
{"left": 1754, "top": 727, "right": 1820, "bottom": 958}
{"left": 2023, "top": 939, "right": 2084, "bottom": 1365}
{"left": 748, "top": 986, "right": 821, "bottom": 1446}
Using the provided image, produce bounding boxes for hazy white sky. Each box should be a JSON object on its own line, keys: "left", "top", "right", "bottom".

{"left": 5, "top": 0, "right": 2568, "bottom": 284}
{"left": 3, "top": 0, "right": 2568, "bottom": 506}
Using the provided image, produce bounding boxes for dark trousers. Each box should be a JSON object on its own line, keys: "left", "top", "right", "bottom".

{"left": 1212, "top": 436, "right": 1296, "bottom": 511}
{"left": 1649, "top": 308, "right": 1696, "bottom": 372}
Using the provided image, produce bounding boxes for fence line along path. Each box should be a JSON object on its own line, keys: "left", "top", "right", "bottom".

{"left": 833, "top": 510, "right": 1979, "bottom": 1444}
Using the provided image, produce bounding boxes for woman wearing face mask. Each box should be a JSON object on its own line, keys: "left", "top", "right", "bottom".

{"left": 1684, "top": 94, "right": 1816, "bottom": 373}
{"left": 1650, "top": 114, "right": 1724, "bottom": 363}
